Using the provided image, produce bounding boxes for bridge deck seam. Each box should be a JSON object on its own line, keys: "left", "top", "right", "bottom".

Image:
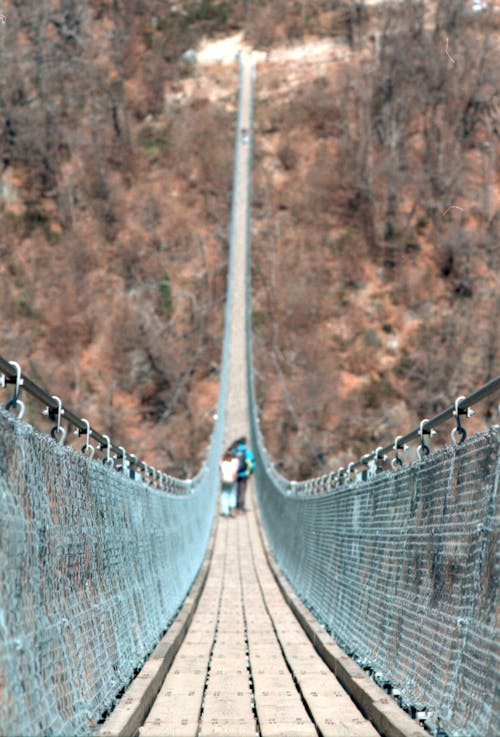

{"left": 97, "top": 522, "right": 218, "bottom": 737}
{"left": 252, "top": 489, "right": 427, "bottom": 737}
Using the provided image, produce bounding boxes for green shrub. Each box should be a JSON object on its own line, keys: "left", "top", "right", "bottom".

{"left": 159, "top": 273, "right": 172, "bottom": 318}
{"left": 361, "top": 374, "right": 392, "bottom": 410}
{"left": 138, "top": 124, "right": 170, "bottom": 159}
{"left": 252, "top": 309, "right": 267, "bottom": 330}
{"left": 186, "top": 0, "right": 229, "bottom": 28}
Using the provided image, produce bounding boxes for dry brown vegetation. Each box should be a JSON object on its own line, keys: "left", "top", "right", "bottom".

{"left": 0, "top": 0, "right": 246, "bottom": 476}
{"left": 0, "top": 0, "right": 498, "bottom": 479}
{"left": 251, "top": 0, "right": 500, "bottom": 478}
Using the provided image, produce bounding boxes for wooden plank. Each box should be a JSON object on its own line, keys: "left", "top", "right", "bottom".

{"left": 99, "top": 52, "right": 420, "bottom": 737}
{"left": 97, "top": 523, "right": 217, "bottom": 737}
{"left": 198, "top": 515, "right": 256, "bottom": 737}
{"left": 253, "top": 487, "right": 428, "bottom": 737}
{"left": 238, "top": 514, "right": 317, "bottom": 737}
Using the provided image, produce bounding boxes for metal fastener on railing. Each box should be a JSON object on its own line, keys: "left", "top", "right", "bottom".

{"left": 100, "top": 435, "right": 114, "bottom": 468}
{"left": 3, "top": 361, "right": 25, "bottom": 420}
{"left": 0, "top": 355, "right": 142, "bottom": 470}
{"left": 417, "top": 419, "right": 436, "bottom": 458}
{"left": 391, "top": 435, "right": 408, "bottom": 469}
{"left": 374, "top": 447, "right": 387, "bottom": 473}
{"left": 451, "top": 394, "right": 475, "bottom": 445}
{"left": 75, "top": 418, "right": 94, "bottom": 458}
{"left": 283, "top": 376, "right": 500, "bottom": 493}
{"left": 0, "top": 353, "right": 180, "bottom": 489}
{"left": 342, "top": 376, "right": 500, "bottom": 478}
{"left": 44, "top": 395, "right": 66, "bottom": 445}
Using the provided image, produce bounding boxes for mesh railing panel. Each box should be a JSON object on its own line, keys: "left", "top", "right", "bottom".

{"left": 0, "top": 408, "right": 220, "bottom": 736}
{"left": 0, "top": 55, "right": 248, "bottom": 737}
{"left": 245, "top": 61, "right": 498, "bottom": 737}
{"left": 251, "top": 422, "right": 500, "bottom": 737}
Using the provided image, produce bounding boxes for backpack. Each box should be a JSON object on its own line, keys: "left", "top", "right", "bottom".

{"left": 246, "top": 450, "right": 255, "bottom": 475}
{"left": 235, "top": 446, "right": 255, "bottom": 477}
{"left": 235, "top": 448, "right": 247, "bottom": 475}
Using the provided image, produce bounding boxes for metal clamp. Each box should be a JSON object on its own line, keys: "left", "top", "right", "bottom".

{"left": 374, "top": 447, "right": 387, "bottom": 473}
{"left": 360, "top": 453, "right": 374, "bottom": 480}
{"left": 417, "top": 419, "right": 436, "bottom": 458}
{"left": 391, "top": 435, "right": 408, "bottom": 470}
{"left": 45, "top": 396, "right": 66, "bottom": 444}
{"left": 451, "top": 395, "right": 474, "bottom": 445}
{"left": 79, "top": 418, "right": 94, "bottom": 458}
{"left": 4, "top": 361, "right": 25, "bottom": 420}
{"left": 118, "top": 446, "right": 128, "bottom": 475}
{"left": 100, "top": 434, "right": 114, "bottom": 467}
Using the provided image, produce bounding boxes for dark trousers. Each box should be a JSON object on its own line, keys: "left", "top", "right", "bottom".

{"left": 236, "top": 476, "right": 248, "bottom": 509}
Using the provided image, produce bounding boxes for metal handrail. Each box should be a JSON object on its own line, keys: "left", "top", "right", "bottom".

{"left": 3, "top": 350, "right": 499, "bottom": 488}
{"left": 0, "top": 354, "right": 141, "bottom": 471}
{"left": 340, "top": 375, "right": 500, "bottom": 480}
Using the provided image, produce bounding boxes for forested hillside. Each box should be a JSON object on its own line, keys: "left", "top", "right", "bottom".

{"left": 0, "top": 0, "right": 245, "bottom": 475}
{"left": 0, "top": 0, "right": 498, "bottom": 479}
{"left": 250, "top": 0, "right": 499, "bottom": 477}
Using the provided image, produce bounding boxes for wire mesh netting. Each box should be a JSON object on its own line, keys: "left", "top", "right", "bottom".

{"left": 0, "top": 55, "right": 247, "bottom": 737}
{"left": 242, "top": 64, "right": 499, "bottom": 736}
{"left": 2, "top": 49, "right": 498, "bottom": 737}
{"left": 0, "top": 407, "right": 220, "bottom": 736}
{"left": 251, "top": 420, "right": 500, "bottom": 737}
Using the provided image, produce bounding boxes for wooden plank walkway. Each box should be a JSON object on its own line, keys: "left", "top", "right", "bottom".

{"left": 99, "top": 486, "right": 425, "bottom": 737}
{"left": 100, "top": 52, "right": 426, "bottom": 737}
{"left": 139, "top": 493, "right": 379, "bottom": 737}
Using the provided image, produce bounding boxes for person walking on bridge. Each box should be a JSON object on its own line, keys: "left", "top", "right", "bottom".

{"left": 219, "top": 450, "right": 239, "bottom": 517}
{"left": 231, "top": 436, "right": 255, "bottom": 512}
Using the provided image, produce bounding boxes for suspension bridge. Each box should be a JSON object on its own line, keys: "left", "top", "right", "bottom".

{"left": 1, "top": 54, "right": 499, "bottom": 737}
